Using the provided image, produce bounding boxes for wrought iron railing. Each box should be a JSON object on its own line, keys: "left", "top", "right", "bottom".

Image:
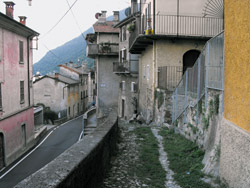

{"left": 129, "top": 14, "right": 224, "bottom": 51}
{"left": 158, "top": 66, "right": 184, "bottom": 91}
{"left": 172, "top": 32, "right": 224, "bottom": 123}
{"left": 87, "top": 43, "right": 119, "bottom": 57}
{"left": 113, "top": 60, "right": 139, "bottom": 74}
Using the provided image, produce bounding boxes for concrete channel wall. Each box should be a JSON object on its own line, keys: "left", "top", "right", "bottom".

{"left": 15, "top": 111, "right": 118, "bottom": 188}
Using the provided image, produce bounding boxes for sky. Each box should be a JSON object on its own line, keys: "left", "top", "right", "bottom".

{"left": 0, "top": 0, "right": 130, "bottom": 63}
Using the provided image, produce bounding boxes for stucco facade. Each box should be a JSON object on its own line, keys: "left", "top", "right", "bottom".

{"left": 86, "top": 11, "right": 120, "bottom": 118}
{"left": 33, "top": 74, "right": 80, "bottom": 119}
{"left": 131, "top": 0, "right": 222, "bottom": 123}
{"left": 220, "top": 1, "right": 250, "bottom": 187}
{"left": 0, "top": 9, "right": 39, "bottom": 168}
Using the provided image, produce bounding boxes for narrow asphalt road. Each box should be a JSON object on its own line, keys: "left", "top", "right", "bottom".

{"left": 0, "top": 115, "right": 85, "bottom": 188}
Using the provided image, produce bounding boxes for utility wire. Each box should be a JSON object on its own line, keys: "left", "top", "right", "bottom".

{"left": 40, "top": 0, "right": 78, "bottom": 39}
{"left": 42, "top": 43, "right": 64, "bottom": 62}
{"left": 65, "top": 0, "right": 86, "bottom": 41}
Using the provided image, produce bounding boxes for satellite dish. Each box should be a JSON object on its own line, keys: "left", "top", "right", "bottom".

{"left": 95, "top": 13, "right": 102, "bottom": 19}
{"left": 125, "top": 7, "right": 131, "bottom": 17}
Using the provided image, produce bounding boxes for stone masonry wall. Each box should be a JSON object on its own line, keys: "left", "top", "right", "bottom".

{"left": 15, "top": 111, "right": 118, "bottom": 188}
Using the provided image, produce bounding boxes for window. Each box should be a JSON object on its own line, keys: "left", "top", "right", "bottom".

{"left": 0, "top": 84, "right": 2, "bottom": 110}
{"left": 19, "top": 41, "right": 24, "bottom": 63}
{"left": 122, "top": 81, "right": 126, "bottom": 91}
{"left": 20, "top": 81, "right": 24, "bottom": 103}
{"left": 131, "top": 82, "right": 137, "bottom": 93}
{"left": 121, "top": 26, "right": 127, "bottom": 42}
{"left": 146, "top": 65, "right": 149, "bottom": 80}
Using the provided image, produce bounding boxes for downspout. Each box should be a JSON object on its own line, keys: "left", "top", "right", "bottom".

{"left": 27, "top": 35, "right": 32, "bottom": 107}
{"left": 152, "top": 0, "right": 156, "bottom": 121}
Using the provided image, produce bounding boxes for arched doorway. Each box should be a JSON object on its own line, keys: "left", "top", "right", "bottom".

{"left": 183, "top": 50, "right": 200, "bottom": 74}
{"left": 0, "top": 133, "right": 5, "bottom": 169}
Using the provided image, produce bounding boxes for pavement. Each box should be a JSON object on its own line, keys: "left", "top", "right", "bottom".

{"left": 0, "top": 115, "right": 90, "bottom": 188}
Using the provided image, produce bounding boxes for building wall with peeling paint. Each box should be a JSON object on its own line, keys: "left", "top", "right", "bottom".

{"left": 0, "top": 24, "right": 35, "bottom": 167}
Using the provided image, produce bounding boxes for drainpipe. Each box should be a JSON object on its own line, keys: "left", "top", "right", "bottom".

{"left": 177, "top": 0, "right": 179, "bottom": 36}
{"left": 153, "top": 0, "right": 155, "bottom": 34}
{"left": 27, "top": 36, "right": 32, "bottom": 107}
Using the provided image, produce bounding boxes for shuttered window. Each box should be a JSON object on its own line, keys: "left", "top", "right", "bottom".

{"left": 19, "top": 41, "right": 24, "bottom": 63}
{"left": 20, "top": 81, "right": 24, "bottom": 103}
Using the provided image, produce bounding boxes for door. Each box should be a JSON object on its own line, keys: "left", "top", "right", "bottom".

{"left": 121, "top": 99, "right": 125, "bottom": 118}
{"left": 21, "top": 124, "right": 26, "bottom": 148}
{"left": 0, "top": 134, "right": 4, "bottom": 169}
{"left": 183, "top": 50, "right": 200, "bottom": 74}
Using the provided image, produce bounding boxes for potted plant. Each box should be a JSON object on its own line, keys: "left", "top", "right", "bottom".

{"left": 127, "top": 23, "right": 135, "bottom": 32}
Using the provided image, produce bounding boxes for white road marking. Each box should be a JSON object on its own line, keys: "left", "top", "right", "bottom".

{"left": 0, "top": 115, "right": 83, "bottom": 180}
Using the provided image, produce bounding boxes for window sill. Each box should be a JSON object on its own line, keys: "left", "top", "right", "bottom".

{"left": 20, "top": 101, "right": 25, "bottom": 104}
{"left": 19, "top": 62, "right": 24, "bottom": 64}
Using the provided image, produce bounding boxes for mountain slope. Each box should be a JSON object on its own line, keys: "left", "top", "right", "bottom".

{"left": 33, "top": 10, "right": 127, "bottom": 75}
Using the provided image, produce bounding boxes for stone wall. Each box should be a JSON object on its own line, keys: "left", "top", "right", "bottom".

{"left": 15, "top": 111, "right": 118, "bottom": 188}
{"left": 220, "top": 119, "right": 250, "bottom": 188}
{"left": 173, "top": 89, "right": 223, "bottom": 177}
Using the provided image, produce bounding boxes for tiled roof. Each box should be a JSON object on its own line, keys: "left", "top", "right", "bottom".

{"left": 58, "top": 64, "right": 88, "bottom": 75}
{"left": 93, "top": 21, "right": 120, "bottom": 33}
{"left": 34, "top": 74, "right": 79, "bottom": 85}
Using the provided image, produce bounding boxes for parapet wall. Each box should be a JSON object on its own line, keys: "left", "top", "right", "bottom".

{"left": 15, "top": 111, "right": 118, "bottom": 188}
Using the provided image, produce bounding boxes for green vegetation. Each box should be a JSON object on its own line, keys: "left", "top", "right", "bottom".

{"left": 202, "top": 115, "right": 209, "bottom": 130}
{"left": 198, "top": 100, "right": 203, "bottom": 114}
{"left": 214, "top": 94, "right": 220, "bottom": 114}
{"left": 188, "top": 123, "right": 199, "bottom": 134}
{"left": 155, "top": 90, "right": 164, "bottom": 109}
{"left": 133, "top": 127, "right": 166, "bottom": 188}
{"left": 159, "top": 128, "right": 211, "bottom": 188}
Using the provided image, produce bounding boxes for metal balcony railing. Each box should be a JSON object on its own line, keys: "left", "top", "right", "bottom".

{"left": 87, "top": 43, "right": 119, "bottom": 57}
{"left": 113, "top": 60, "right": 139, "bottom": 74}
{"left": 129, "top": 14, "right": 224, "bottom": 51}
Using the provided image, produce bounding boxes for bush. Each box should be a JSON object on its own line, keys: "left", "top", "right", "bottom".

{"left": 44, "top": 109, "right": 58, "bottom": 124}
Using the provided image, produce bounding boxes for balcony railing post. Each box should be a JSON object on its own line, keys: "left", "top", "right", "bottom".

{"left": 184, "top": 70, "right": 188, "bottom": 123}
{"left": 196, "top": 59, "right": 201, "bottom": 124}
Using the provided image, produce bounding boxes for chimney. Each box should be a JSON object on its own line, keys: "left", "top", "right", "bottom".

{"left": 98, "top": 11, "right": 107, "bottom": 23}
{"left": 131, "top": 0, "right": 137, "bottom": 14}
{"left": 19, "top": 16, "right": 27, "bottom": 25}
{"left": 69, "top": 61, "right": 73, "bottom": 67}
{"left": 55, "top": 73, "right": 59, "bottom": 79}
{"left": 113, "top": 11, "right": 119, "bottom": 22}
{"left": 4, "top": 1, "right": 15, "bottom": 18}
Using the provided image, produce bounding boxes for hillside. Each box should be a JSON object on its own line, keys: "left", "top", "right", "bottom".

{"left": 33, "top": 10, "right": 126, "bottom": 75}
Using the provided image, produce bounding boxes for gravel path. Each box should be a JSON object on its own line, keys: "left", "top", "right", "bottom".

{"left": 102, "top": 123, "right": 142, "bottom": 188}
{"left": 151, "top": 127, "right": 181, "bottom": 188}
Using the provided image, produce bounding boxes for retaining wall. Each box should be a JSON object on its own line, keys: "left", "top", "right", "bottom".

{"left": 15, "top": 111, "right": 118, "bottom": 188}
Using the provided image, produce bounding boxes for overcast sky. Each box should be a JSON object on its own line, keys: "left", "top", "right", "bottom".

{"left": 0, "top": 0, "right": 129, "bottom": 63}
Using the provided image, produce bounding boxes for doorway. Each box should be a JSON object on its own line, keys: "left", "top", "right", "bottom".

{"left": 21, "top": 124, "right": 26, "bottom": 148}
{"left": 121, "top": 99, "right": 125, "bottom": 118}
{"left": 183, "top": 50, "right": 200, "bottom": 74}
{"left": 0, "top": 133, "right": 4, "bottom": 169}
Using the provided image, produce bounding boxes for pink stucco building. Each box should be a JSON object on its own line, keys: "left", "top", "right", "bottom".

{"left": 0, "top": 2, "right": 39, "bottom": 169}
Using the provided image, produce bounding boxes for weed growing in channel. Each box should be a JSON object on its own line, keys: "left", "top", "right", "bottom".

{"left": 134, "top": 127, "right": 166, "bottom": 188}
{"left": 159, "top": 127, "right": 211, "bottom": 188}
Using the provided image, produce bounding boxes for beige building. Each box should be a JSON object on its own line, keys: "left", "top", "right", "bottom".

{"left": 113, "top": 1, "right": 140, "bottom": 120}
{"left": 33, "top": 73, "right": 80, "bottom": 119}
{"left": 58, "top": 62, "right": 89, "bottom": 113}
{"left": 86, "top": 11, "right": 120, "bottom": 118}
{"left": 129, "top": 0, "right": 223, "bottom": 123}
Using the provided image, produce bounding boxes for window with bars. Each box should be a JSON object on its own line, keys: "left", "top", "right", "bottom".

{"left": 19, "top": 41, "right": 24, "bottom": 64}
{"left": 0, "top": 84, "right": 2, "bottom": 110}
{"left": 20, "top": 81, "right": 24, "bottom": 103}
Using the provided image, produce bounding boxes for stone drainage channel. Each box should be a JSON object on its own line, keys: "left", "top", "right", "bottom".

{"left": 151, "top": 127, "right": 181, "bottom": 188}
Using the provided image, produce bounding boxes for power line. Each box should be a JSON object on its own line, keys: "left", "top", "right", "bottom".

{"left": 65, "top": 0, "right": 86, "bottom": 41}
{"left": 40, "top": 0, "right": 79, "bottom": 39}
{"left": 42, "top": 43, "right": 63, "bottom": 62}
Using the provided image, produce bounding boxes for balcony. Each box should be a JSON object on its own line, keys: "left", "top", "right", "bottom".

{"left": 113, "top": 60, "right": 139, "bottom": 75}
{"left": 86, "top": 43, "right": 119, "bottom": 58}
{"left": 129, "top": 14, "right": 224, "bottom": 54}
